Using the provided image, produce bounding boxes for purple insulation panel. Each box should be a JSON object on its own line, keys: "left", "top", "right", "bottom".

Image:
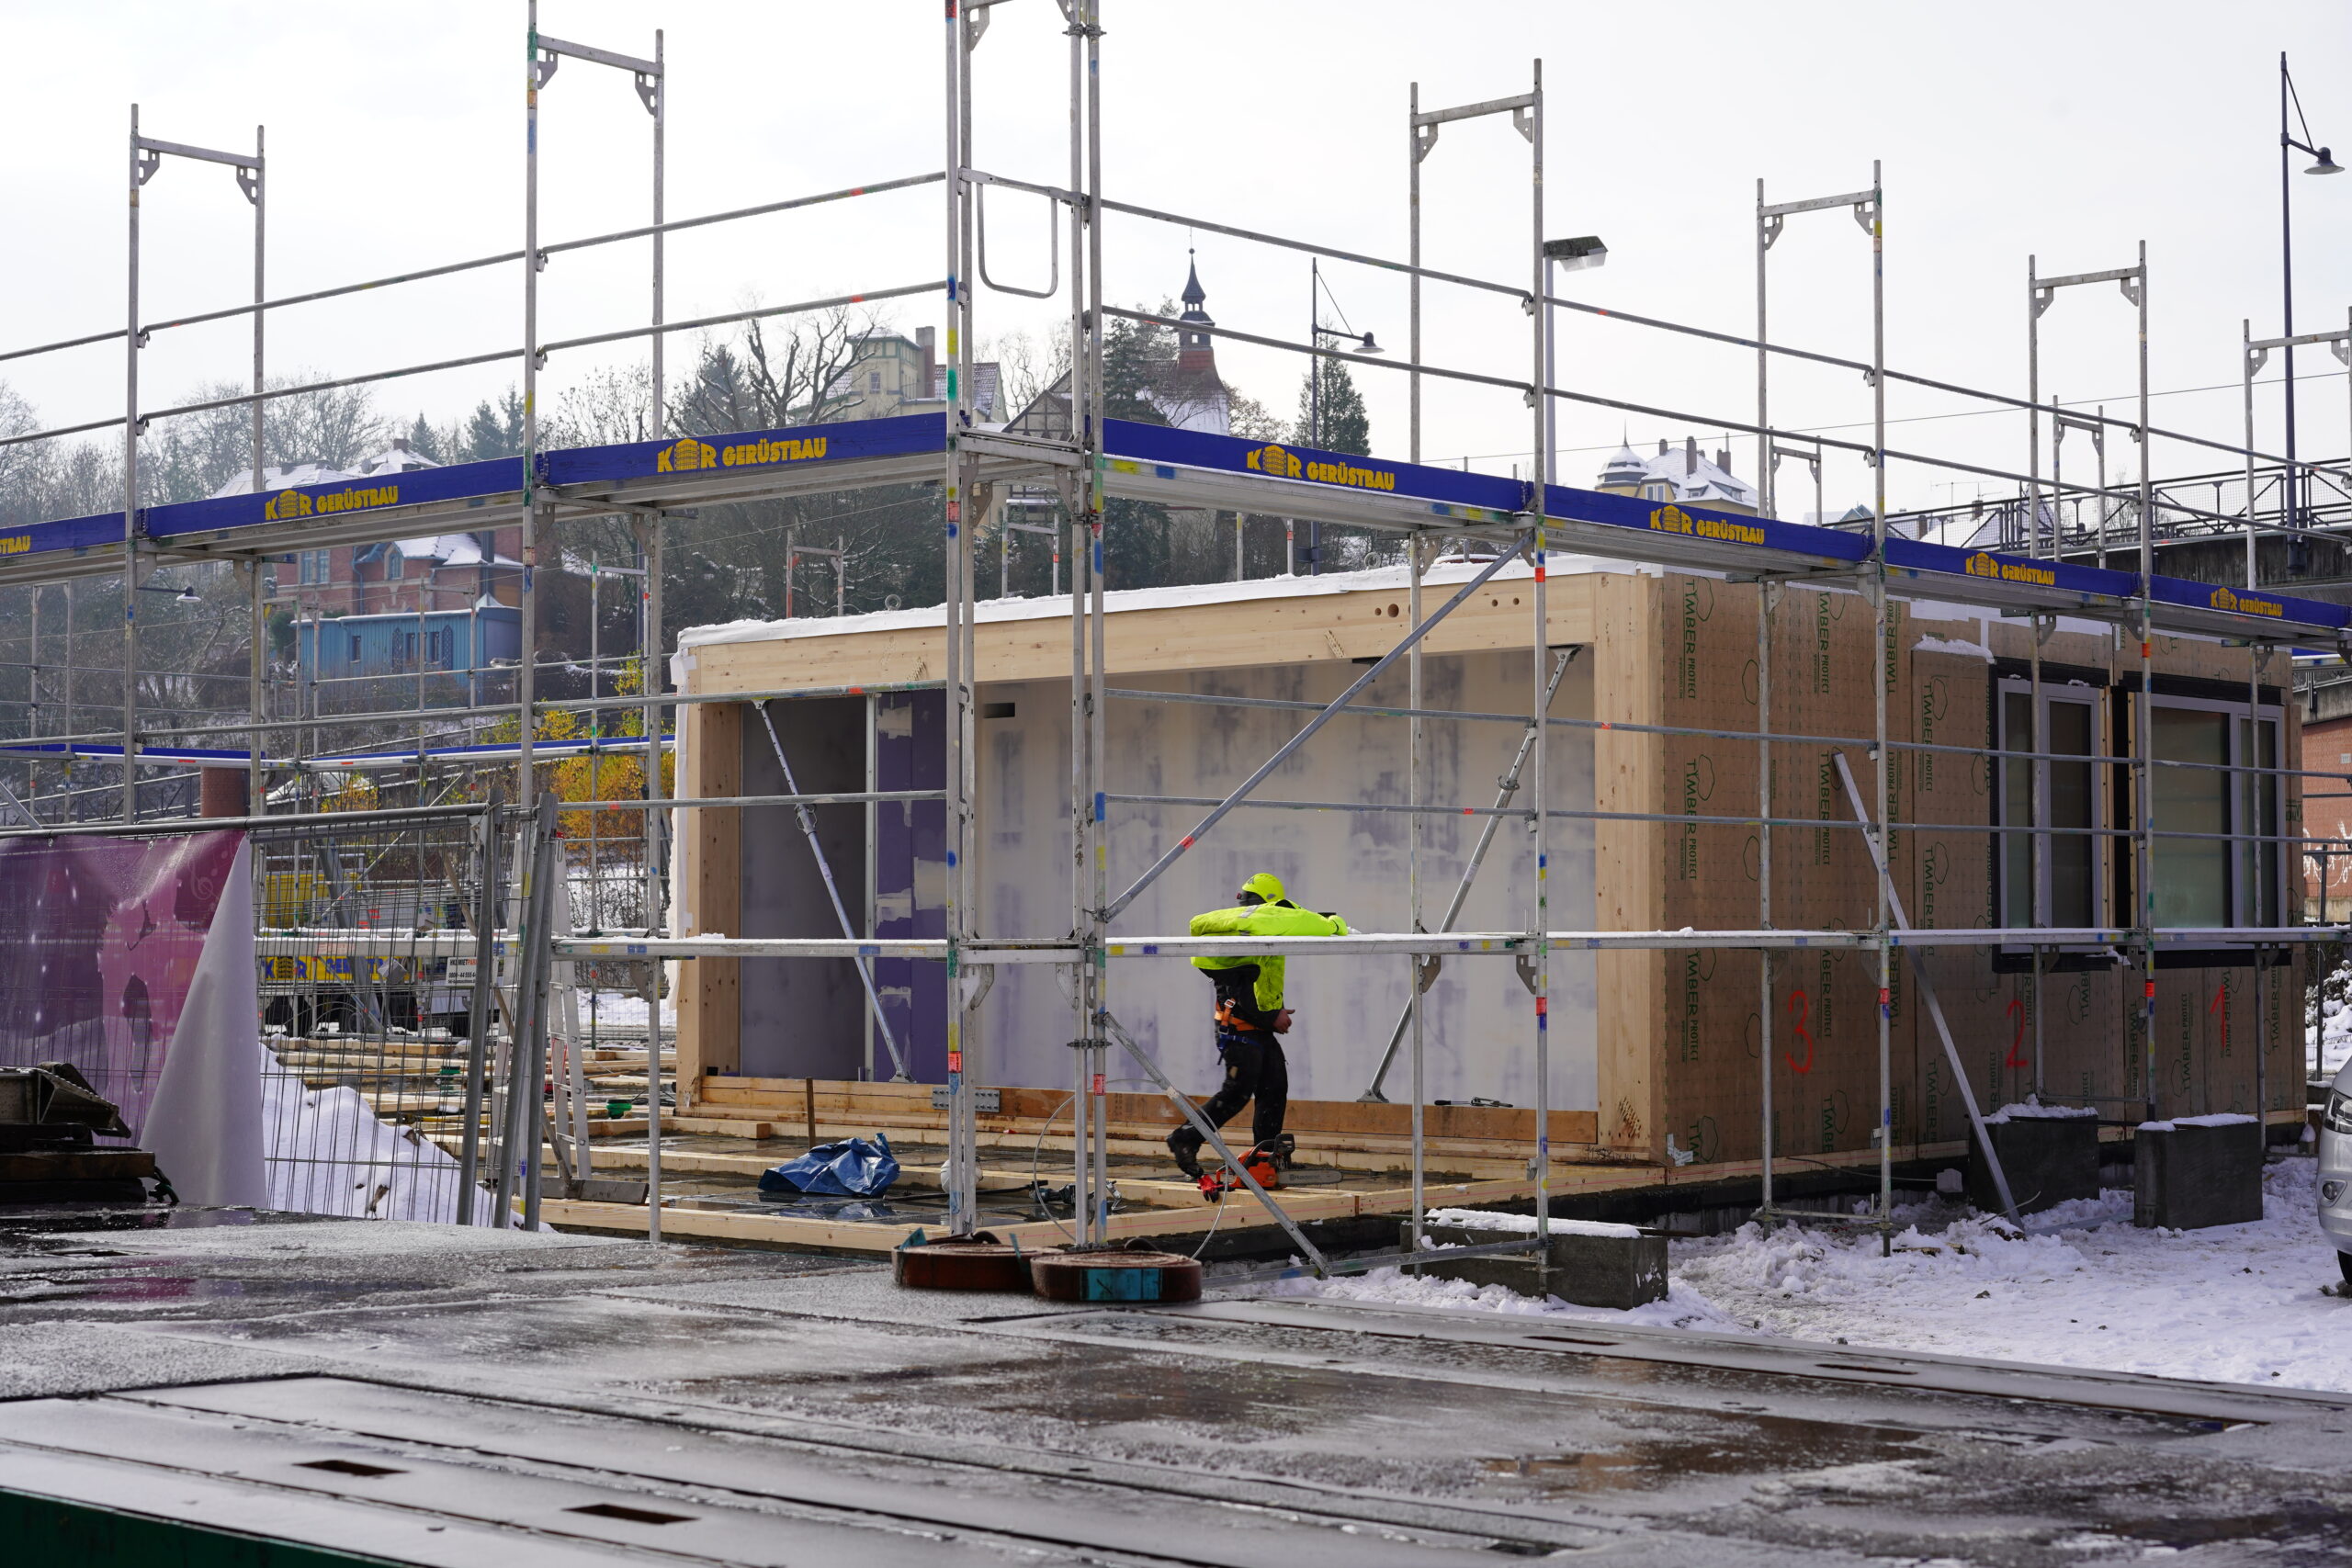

{"left": 873, "top": 690, "right": 948, "bottom": 1080}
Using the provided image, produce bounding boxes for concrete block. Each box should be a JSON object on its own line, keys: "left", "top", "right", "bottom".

{"left": 1967, "top": 1110, "right": 2099, "bottom": 1215}
{"left": 2133, "top": 1116, "right": 2264, "bottom": 1230}
{"left": 1408, "top": 1221, "right": 1668, "bottom": 1308}
{"left": 1414, "top": 1252, "right": 1551, "bottom": 1298}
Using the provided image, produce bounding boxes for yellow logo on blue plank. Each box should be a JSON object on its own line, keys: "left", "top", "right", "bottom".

{"left": 1245, "top": 442, "right": 1396, "bottom": 492}
{"left": 657, "top": 434, "right": 831, "bottom": 474}
{"left": 1648, "top": 502, "right": 1764, "bottom": 547}
{"left": 1962, "top": 550, "right": 2055, "bottom": 588}
{"left": 2210, "top": 584, "right": 2284, "bottom": 618}
{"left": 265, "top": 484, "right": 399, "bottom": 522}
{"left": 0, "top": 535, "right": 28, "bottom": 557}
{"left": 657, "top": 438, "right": 718, "bottom": 473}
{"left": 1246, "top": 443, "right": 1304, "bottom": 479}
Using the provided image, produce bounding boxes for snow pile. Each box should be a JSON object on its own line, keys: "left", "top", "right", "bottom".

{"left": 1980, "top": 1100, "right": 2098, "bottom": 1124}
{"left": 1264, "top": 1264, "right": 1741, "bottom": 1334}
{"left": 261, "top": 1066, "right": 491, "bottom": 1225}
{"left": 2138, "top": 1112, "right": 2257, "bottom": 1132}
{"left": 1674, "top": 1159, "right": 2351, "bottom": 1391}
{"left": 2308, "top": 953, "right": 2352, "bottom": 1078}
{"left": 1251, "top": 1163, "right": 2352, "bottom": 1392}
{"left": 1421, "top": 1209, "right": 1641, "bottom": 1238}
{"left": 581, "top": 990, "right": 677, "bottom": 1031}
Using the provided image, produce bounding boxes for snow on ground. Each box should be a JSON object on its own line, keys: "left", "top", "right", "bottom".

{"left": 2307, "top": 951, "right": 2352, "bottom": 1078}
{"left": 1265, "top": 1159, "right": 2352, "bottom": 1392}
{"left": 2313, "top": 990, "right": 2352, "bottom": 1078}
{"left": 577, "top": 990, "right": 677, "bottom": 1031}
{"left": 262, "top": 1064, "right": 490, "bottom": 1224}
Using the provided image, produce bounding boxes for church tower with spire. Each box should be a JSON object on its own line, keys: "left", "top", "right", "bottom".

{"left": 1159, "top": 250, "right": 1230, "bottom": 434}
{"left": 1177, "top": 252, "right": 1216, "bottom": 372}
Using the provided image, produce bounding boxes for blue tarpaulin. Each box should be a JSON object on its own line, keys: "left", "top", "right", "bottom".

{"left": 759, "top": 1134, "right": 901, "bottom": 1198}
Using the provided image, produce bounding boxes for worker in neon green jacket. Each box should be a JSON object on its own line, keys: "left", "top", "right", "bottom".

{"left": 1166, "top": 871, "right": 1349, "bottom": 1179}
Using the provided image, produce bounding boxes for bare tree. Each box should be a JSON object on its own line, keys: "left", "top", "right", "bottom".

{"left": 675, "top": 303, "right": 873, "bottom": 434}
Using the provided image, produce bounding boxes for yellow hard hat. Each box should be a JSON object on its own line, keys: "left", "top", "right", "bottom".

{"left": 1240, "top": 871, "right": 1286, "bottom": 903}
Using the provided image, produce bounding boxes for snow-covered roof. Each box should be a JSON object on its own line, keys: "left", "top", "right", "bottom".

{"left": 1600, "top": 443, "right": 1758, "bottom": 512}
{"left": 396, "top": 534, "right": 485, "bottom": 567}
{"left": 208, "top": 462, "right": 359, "bottom": 499}
{"left": 356, "top": 443, "right": 440, "bottom": 477}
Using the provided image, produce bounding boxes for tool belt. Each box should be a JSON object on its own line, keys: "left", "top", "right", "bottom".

{"left": 1212, "top": 998, "right": 1262, "bottom": 1033}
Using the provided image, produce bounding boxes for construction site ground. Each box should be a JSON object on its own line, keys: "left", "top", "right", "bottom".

{"left": 6, "top": 1201, "right": 2352, "bottom": 1565}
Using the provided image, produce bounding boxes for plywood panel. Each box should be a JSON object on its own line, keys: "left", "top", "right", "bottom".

{"left": 1594, "top": 571, "right": 1664, "bottom": 1157}
{"left": 678, "top": 572, "right": 1597, "bottom": 694}
{"left": 675, "top": 699, "right": 741, "bottom": 1102}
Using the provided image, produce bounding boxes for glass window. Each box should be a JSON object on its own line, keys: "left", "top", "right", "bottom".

{"left": 1997, "top": 682, "right": 2101, "bottom": 931}
{"left": 2147, "top": 696, "right": 2283, "bottom": 931}
{"left": 2239, "top": 714, "right": 2280, "bottom": 928}
{"left": 2153, "top": 705, "right": 2229, "bottom": 928}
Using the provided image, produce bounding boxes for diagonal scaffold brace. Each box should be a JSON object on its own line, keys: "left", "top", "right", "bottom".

{"left": 1830, "top": 749, "right": 2023, "bottom": 1227}
{"left": 756, "top": 698, "right": 913, "bottom": 1082}
{"left": 1092, "top": 1008, "right": 1332, "bottom": 1277}
{"left": 1360, "top": 647, "right": 1575, "bottom": 1102}
{"left": 1100, "top": 535, "right": 1532, "bottom": 923}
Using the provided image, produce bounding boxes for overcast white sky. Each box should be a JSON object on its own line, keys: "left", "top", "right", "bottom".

{"left": 6, "top": 1, "right": 2351, "bottom": 519}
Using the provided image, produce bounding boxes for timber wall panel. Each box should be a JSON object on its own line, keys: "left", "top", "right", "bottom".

{"left": 676, "top": 699, "right": 742, "bottom": 1102}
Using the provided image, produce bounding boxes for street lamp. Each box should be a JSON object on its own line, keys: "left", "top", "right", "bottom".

{"left": 1305, "top": 257, "right": 1384, "bottom": 575}
{"left": 134, "top": 581, "right": 201, "bottom": 604}
{"left": 1540, "top": 235, "right": 1608, "bottom": 488}
{"left": 2278, "top": 51, "right": 2341, "bottom": 554}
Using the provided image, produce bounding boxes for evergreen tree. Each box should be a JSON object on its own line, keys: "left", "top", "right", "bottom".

{"left": 460, "top": 389, "right": 526, "bottom": 461}
{"left": 1096, "top": 309, "right": 1177, "bottom": 589}
{"left": 405, "top": 413, "right": 445, "bottom": 465}
{"left": 1296, "top": 357, "right": 1370, "bottom": 455}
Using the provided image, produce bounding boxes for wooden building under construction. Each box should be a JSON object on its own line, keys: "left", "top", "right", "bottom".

{"left": 650, "top": 548, "right": 2303, "bottom": 1238}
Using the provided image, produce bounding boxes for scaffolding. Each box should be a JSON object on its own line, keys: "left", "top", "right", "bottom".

{"left": 0, "top": 3, "right": 2341, "bottom": 1258}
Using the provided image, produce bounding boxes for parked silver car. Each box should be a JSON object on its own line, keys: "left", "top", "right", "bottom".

{"left": 2322, "top": 1059, "right": 2352, "bottom": 1284}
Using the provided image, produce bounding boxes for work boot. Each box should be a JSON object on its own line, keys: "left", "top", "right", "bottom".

{"left": 1166, "top": 1128, "right": 1204, "bottom": 1179}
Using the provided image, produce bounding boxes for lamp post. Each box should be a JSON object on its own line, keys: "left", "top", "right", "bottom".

{"left": 1306, "top": 256, "right": 1382, "bottom": 576}
{"left": 2279, "top": 51, "right": 2342, "bottom": 556}
{"left": 1539, "top": 236, "right": 1607, "bottom": 488}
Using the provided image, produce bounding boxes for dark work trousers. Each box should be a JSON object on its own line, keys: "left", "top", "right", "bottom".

{"left": 1170, "top": 1027, "right": 1290, "bottom": 1158}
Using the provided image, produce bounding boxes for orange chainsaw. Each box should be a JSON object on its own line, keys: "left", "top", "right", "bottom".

{"left": 1196, "top": 1138, "right": 1289, "bottom": 1202}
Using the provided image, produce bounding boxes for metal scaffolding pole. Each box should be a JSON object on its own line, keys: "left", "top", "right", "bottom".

{"left": 1527, "top": 62, "right": 1550, "bottom": 1262}
{"left": 124, "top": 113, "right": 263, "bottom": 823}
{"left": 1757, "top": 578, "right": 1775, "bottom": 1217}
{"left": 520, "top": 18, "right": 661, "bottom": 822}
{"left": 2135, "top": 241, "right": 2155, "bottom": 1122}
{"left": 1868, "top": 158, "right": 1889, "bottom": 1243}
{"left": 1058, "top": 0, "right": 1097, "bottom": 1246}
{"left": 1750, "top": 170, "right": 1881, "bottom": 1231}
{"left": 245, "top": 124, "right": 266, "bottom": 818}
{"left": 939, "top": 0, "right": 989, "bottom": 1237}
{"left": 122, "top": 107, "right": 143, "bottom": 824}
{"left": 637, "top": 513, "right": 666, "bottom": 1237}
{"left": 1082, "top": 0, "right": 1112, "bottom": 1243}
{"left": 521, "top": 8, "right": 543, "bottom": 816}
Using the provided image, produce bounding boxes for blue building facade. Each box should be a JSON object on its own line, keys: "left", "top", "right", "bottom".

{"left": 295, "top": 605, "right": 521, "bottom": 690}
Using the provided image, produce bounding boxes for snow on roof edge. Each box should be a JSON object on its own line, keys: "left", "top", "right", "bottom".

{"left": 674, "top": 550, "right": 1650, "bottom": 657}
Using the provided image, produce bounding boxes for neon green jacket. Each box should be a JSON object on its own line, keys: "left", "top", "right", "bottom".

{"left": 1189, "top": 900, "right": 1350, "bottom": 1013}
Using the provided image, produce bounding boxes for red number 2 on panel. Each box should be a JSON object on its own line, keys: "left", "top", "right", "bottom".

{"left": 2004, "top": 997, "right": 2029, "bottom": 1068}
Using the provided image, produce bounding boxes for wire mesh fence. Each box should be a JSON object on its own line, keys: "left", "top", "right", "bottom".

{"left": 254, "top": 806, "right": 514, "bottom": 1222}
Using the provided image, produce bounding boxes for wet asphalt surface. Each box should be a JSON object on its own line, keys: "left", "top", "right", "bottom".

{"left": 2, "top": 1203, "right": 2350, "bottom": 1565}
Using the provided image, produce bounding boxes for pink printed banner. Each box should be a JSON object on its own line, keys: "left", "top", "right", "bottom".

{"left": 0, "top": 829, "right": 245, "bottom": 1143}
